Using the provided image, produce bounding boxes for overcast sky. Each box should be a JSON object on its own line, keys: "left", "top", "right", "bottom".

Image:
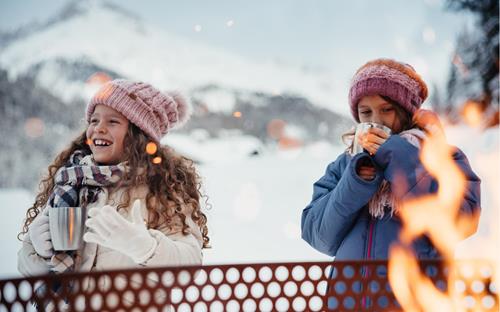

{"left": 0, "top": 0, "right": 474, "bottom": 89}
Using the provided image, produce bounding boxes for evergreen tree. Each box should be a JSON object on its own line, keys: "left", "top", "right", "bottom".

{"left": 445, "top": 0, "right": 499, "bottom": 125}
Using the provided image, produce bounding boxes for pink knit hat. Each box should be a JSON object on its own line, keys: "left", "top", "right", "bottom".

{"left": 348, "top": 58, "right": 428, "bottom": 122}
{"left": 86, "top": 79, "right": 191, "bottom": 142}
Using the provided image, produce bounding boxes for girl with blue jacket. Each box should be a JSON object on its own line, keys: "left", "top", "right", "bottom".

{"left": 301, "top": 58, "right": 481, "bottom": 261}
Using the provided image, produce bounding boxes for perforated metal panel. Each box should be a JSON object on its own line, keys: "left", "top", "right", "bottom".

{"left": 1, "top": 260, "right": 497, "bottom": 311}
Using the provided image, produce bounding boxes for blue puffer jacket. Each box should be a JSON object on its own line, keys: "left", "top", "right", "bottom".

{"left": 301, "top": 135, "right": 481, "bottom": 260}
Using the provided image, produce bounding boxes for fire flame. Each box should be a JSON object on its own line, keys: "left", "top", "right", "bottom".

{"left": 388, "top": 128, "right": 496, "bottom": 311}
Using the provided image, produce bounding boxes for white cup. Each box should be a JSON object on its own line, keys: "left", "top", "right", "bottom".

{"left": 49, "top": 207, "right": 87, "bottom": 251}
{"left": 350, "top": 122, "right": 392, "bottom": 155}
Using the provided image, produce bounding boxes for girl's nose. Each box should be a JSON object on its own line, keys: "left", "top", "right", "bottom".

{"left": 95, "top": 123, "right": 107, "bottom": 133}
{"left": 371, "top": 113, "right": 382, "bottom": 124}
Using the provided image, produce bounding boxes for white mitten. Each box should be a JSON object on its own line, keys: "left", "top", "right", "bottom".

{"left": 28, "top": 208, "right": 54, "bottom": 258}
{"left": 83, "top": 200, "right": 157, "bottom": 264}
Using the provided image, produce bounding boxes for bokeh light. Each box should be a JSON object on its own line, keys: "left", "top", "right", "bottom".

{"left": 146, "top": 142, "right": 158, "bottom": 155}
{"left": 278, "top": 137, "right": 302, "bottom": 150}
{"left": 86, "top": 72, "right": 112, "bottom": 85}
{"left": 24, "top": 118, "right": 44, "bottom": 138}
{"left": 152, "top": 157, "right": 162, "bottom": 164}
{"left": 461, "top": 101, "right": 482, "bottom": 128}
{"left": 267, "top": 119, "right": 286, "bottom": 140}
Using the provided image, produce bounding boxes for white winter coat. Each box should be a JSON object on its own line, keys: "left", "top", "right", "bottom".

{"left": 18, "top": 185, "right": 204, "bottom": 308}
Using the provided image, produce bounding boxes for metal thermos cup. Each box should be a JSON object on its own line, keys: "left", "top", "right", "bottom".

{"left": 49, "top": 207, "right": 87, "bottom": 251}
{"left": 351, "top": 122, "right": 392, "bottom": 155}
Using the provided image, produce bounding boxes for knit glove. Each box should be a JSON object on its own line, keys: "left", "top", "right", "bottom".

{"left": 28, "top": 208, "right": 54, "bottom": 258}
{"left": 83, "top": 200, "right": 157, "bottom": 264}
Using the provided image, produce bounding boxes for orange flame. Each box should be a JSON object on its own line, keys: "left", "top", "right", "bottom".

{"left": 388, "top": 129, "right": 495, "bottom": 311}
{"left": 389, "top": 246, "right": 456, "bottom": 312}
{"left": 398, "top": 133, "right": 467, "bottom": 255}
{"left": 233, "top": 111, "right": 242, "bottom": 118}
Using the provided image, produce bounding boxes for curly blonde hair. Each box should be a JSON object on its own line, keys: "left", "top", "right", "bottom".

{"left": 19, "top": 124, "right": 210, "bottom": 248}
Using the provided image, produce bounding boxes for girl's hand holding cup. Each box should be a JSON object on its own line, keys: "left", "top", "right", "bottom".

{"left": 353, "top": 122, "right": 392, "bottom": 156}
{"left": 357, "top": 126, "right": 391, "bottom": 155}
{"left": 352, "top": 122, "right": 391, "bottom": 181}
{"left": 28, "top": 208, "right": 54, "bottom": 258}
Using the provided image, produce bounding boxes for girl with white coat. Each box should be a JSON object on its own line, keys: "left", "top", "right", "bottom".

{"left": 18, "top": 79, "right": 209, "bottom": 308}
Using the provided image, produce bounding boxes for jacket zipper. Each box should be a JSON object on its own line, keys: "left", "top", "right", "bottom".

{"left": 362, "top": 219, "right": 376, "bottom": 308}
{"left": 366, "top": 219, "right": 375, "bottom": 259}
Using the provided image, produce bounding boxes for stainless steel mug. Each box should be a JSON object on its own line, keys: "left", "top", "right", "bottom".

{"left": 351, "top": 122, "right": 392, "bottom": 155}
{"left": 49, "top": 207, "right": 87, "bottom": 251}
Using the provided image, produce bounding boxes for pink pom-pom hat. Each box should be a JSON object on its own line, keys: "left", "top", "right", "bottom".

{"left": 87, "top": 79, "right": 191, "bottom": 142}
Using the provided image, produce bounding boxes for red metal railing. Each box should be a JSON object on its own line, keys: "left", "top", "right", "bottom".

{"left": 0, "top": 260, "right": 497, "bottom": 311}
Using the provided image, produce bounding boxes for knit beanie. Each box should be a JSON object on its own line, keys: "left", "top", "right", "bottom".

{"left": 348, "top": 58, "right": 428, "bottom": 122}
{"left": 86, "top": 79, "right": 191, "bottom": 142}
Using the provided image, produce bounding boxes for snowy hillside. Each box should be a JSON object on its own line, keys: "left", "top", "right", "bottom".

{"left": 0, "top": 0, "right": 345, "bottom": 115}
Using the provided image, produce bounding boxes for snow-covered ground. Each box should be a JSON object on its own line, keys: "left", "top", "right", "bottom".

{"left": 0, "top": 136, "right": 339, "bottom": 279}
{"left": 0, "top": 125, "right": 498, "bottom": 279}
{"left": 199, "top": 141, "right": 342, "bottom": 265}
{"left": 0, "top": 189, "right": 32, "bottom": 279}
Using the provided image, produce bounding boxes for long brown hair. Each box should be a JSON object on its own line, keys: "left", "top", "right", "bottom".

{"left": 341, "top": 95, "right": 414, "bottom": 150}
{"left": 19, "top": 124, "right": 210, "bottom": 248}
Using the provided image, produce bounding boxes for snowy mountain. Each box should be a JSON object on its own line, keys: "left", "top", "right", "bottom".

{"left": 0, "top": 0, "right": 353, "bottom": 189}
{"left": 0, "top": 0, "right": 346, "bottom": 114}
{"left": 0, "top": 69, "right": 85, "bottom": 188}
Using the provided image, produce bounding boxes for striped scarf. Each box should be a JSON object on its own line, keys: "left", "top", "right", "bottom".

{"left": 47, "top": 150, "right": 127, "bottom": 273}
{"left": 368, "top": 128, "right": 427, "bottom": 219}
{"left": 48, "top": 150, "right": 125, "bottom": 209}
{"left": 34, "top": 151, "right": 127, "bottom": 310}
